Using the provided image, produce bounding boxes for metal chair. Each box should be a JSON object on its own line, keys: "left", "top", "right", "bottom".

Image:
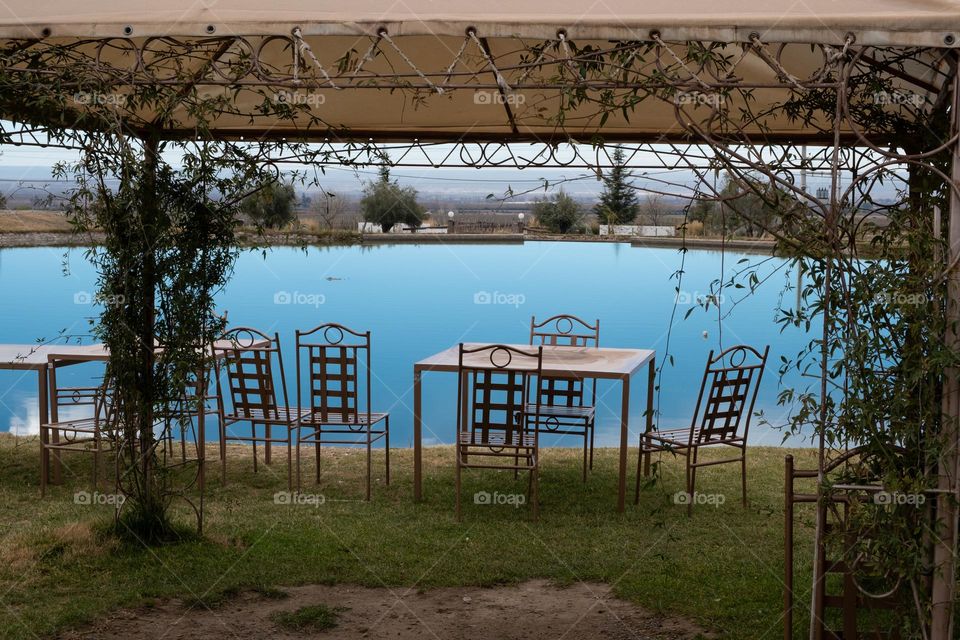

{"left": 635, "top": 344, "right": 768, "bottom": 513}
{"left": 39, "top": 365, "right": 115, "bottom": 495}
{"left": 294, "top": 323, "right": 390, "bottom": 499}
{"left": 156, "top": 370, "right": 213, "bottom": 465}
{"left": 527, "top": 314, "right": 599, "bottom": 481}
{"left": 785, "top": 449, "right": 908, "bottom": 639}
{"left": 456, "top": 343, "right": 543, "bottom": 521}
{"left": 212, "top": 327, "right": 307, "bottom": 489}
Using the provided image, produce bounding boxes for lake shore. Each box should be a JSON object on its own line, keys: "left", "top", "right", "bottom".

{"left": 0, "top": 229, "right": 777, "bottom": 253}
{"left": 0, "top": 210, "right": 778, "bottom": 252}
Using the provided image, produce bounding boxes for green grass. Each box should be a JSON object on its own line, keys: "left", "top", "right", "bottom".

{"left": 0, "top": 434, "right": 818, "bottom": 639}
{"left": 270, "top": 604, "right": 342, "bottom": 632}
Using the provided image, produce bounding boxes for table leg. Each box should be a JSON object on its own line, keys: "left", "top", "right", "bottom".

{"left": 617, "top": 375, "right": 631, "bottom": 513}
{"left": 39, "top": 367, "right": 48, "bottom": 495}
{"left": 413, "top": 367, "right": 422, "bottom": 501}
{"left": 197, "top": 369, "right": 206, "bottom": 535}
{"left": 49, "top": 365, "right": 61, "bottom": 485}
{"left": 645, "top": 358, "right": 655, "bottom": 475}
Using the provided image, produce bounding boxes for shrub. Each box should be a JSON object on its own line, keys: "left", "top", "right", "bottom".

{"left": 532, "top": 191, "right": 583, "bottom": 233}
{"left": 361, "top": 166, "right": 426, "bottom": 232}
{"left": 240, "top": 181, "right": 297, "bottom": 229}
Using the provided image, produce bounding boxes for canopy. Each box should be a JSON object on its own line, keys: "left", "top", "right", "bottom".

{"left": 1, "top": 1, "right": 958, "bottom": 45}
{"left": 0, "top": 2, "right": 955, "bottom": 144}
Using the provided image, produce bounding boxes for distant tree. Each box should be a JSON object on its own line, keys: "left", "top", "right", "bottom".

{"left": 533, "top": 191, "right": 583, "bottom": 233}
{"left": 360, "top": 166, "right": 426, "bottom": 232}
{"left": 688, "top": 173, "right": 793, "bottom": 237}
{"left": 594, "top": 146, "right": 638, "bottom": 223}
{"left": 0, "top": 192, "right": 6, "bottom": 210}
{"left": 240, "top": 180, "right": 297, "bottom": 229}
{"left": 313, "top": 190, "right": 343, "bottom": 229}
{"left": 717, "top": 176, "right": 782, "bottom": 237}
{"left": 638, "top": 194, "right": 665, "bottom": 226}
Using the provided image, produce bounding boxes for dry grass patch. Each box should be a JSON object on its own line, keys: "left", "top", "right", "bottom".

{"left": 0, "top": 210, "right": 75, "bottom": 233}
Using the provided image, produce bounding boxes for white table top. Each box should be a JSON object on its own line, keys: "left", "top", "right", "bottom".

{"left": 415, "top": 343, "right": 655, "bottom": 379}
{"left": 0, "top": 344, "right": 108, "bottom": 370}
{"left": 0, "top": 340, "right": 256, "bottom": 371}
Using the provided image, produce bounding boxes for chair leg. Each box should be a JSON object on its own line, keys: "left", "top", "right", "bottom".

{"left": 365, "top": 428, "right": 372, "bottom": 502}
{"left": 313, "top": 426, "right": 321, "bottom": 484}
{"left": 51, "top": 429, "right": 61, "bottom": 485}
{"left": 634, "top": 441, "right": 644, "bottom": 505}
{"left": 251, "top": 424, "right": 259, "bottom": 474}
{"left": 687, "top": 447, "right": 698, "bottom": 517}
{"left": 455, "top": 446, "right": 463, "bottom": 522}
{"left": 295, "top": 430, "right": 302, "bottom": 492}
{"left": 264, "top": 423, "right": 271, "bottom": 465}
{"left": 643, "top": 434, "right": 651, "bottom": 477}
{"left": 40, "top": 427, "right": 48, "bottom": 497}
{"left": 384, "top": 416, "right": 391, "bottom": 486}
{"left": 286, "top": 429, "right": 293, "bottom": 491}
{"left": 220, "top": 424, "right": 228, "bottom": 485}
{"left": 582, "top": 429, "right": 588, "bottom": 483}
{"left": 514, "top": 424, "right": 522, "bottom": 480}
{"left": 589, "top": 419, "right": 595, "bottom": 470}
{"left": 93, "top": 433, "right": 100, "bottom": 491}
{"left": 741, "top": 451, "right": 748, "bottom": 508}
{"left": 531, "top": 461, "right": 540, "bottom": 522}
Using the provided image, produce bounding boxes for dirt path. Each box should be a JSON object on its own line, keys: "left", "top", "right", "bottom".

{"left": 60, "top": 580, "right": 712, "bottom": 639}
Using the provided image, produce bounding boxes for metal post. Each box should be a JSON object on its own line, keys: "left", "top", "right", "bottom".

{"left": 930, "top": 69, "right": 960, "bottom": 640}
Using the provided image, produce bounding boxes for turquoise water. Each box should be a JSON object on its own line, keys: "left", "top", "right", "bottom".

{"left": 0, "top": 242, "right": 814, "bottom": 447}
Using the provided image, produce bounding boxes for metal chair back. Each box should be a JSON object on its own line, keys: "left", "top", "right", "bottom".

{"left": 529, "top": 314, "right": 599, "bottom": 408}
{"left": 213, "top": 327, "right": 289, "bottom": 422}
{"left": 296, "top": 323, "right": 371, "bottom": 426}
{"left": 457, "top": 344, "right": 543, "bottom": 446}
{"left": 689, "top": 344, "right": 769, "bottom": 445}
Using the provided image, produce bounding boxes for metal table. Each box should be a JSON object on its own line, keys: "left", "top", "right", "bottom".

{"left": 412, "top": 343, "right": 655, "bottom": 512}
{"left": 0, "top": 343, "right": 109, "bottom": 487}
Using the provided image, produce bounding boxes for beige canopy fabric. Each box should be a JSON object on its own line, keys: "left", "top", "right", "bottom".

{"left": 0, "top": 1, "right": 958, "bottom": 46}
{"left": 0, "top": 2, "right": 955, "bottom": 143}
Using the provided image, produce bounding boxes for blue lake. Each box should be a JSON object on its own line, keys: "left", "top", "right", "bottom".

{"left": 0, "top": 241, "right": 815, "bottom": 447}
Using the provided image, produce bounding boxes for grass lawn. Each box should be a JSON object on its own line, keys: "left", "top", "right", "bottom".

{"left": 0, "top": 435, "right": 818, "bottom": 639}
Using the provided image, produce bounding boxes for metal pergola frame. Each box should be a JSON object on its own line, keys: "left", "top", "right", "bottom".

{"left": 1, "top": 20, "right": 958, "bottom": 639}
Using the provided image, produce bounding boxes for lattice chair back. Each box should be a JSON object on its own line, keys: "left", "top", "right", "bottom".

{"left": 213, "top": 327, "right": 288, "bottom": 422}
{"left": 689, "top": 344, "right": 769, "bottom": 445}
{"left": 529, "top": 314, "right": 599, "bottom": 408}
{"left": 296, "top": 323, "right": 371, "bottom": 426}
{"left": 457, "top": 344, "right": 543, "bottom": 446}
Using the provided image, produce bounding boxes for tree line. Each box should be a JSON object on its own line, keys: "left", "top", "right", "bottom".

{"left": 237, "top": 147, "right": 800, "bottom": 238}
